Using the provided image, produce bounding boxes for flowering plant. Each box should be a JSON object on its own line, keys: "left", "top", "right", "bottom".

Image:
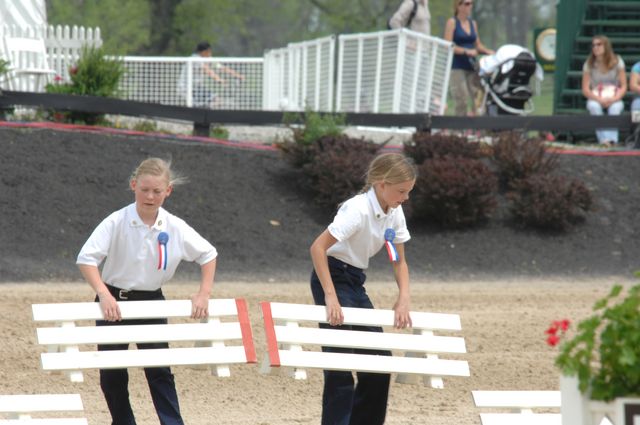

{"left": 548, "top": 284, "right": 640, "bottom": 402}
{"left": 44, "top": 46, "right": 123, "bottom": 124}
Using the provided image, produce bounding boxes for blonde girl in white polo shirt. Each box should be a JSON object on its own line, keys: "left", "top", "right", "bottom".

{"left": 309, "top": 152, "right": 417, "bottom": 425}
{"left": 76, "top": 157, "right": 217, "bottom": 425}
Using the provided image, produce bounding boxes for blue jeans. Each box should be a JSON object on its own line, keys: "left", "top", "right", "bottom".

{"left": 586, "top": 99, "right": 624, "bottom": 144}
{"left": 632, "top": 97, "right": 640, "bottom": 112}
{"left": 310, "top": 257, "right": 391, "bottom": 425}
{"left": 96, "top": 288, "right": 184, "bottom": 425}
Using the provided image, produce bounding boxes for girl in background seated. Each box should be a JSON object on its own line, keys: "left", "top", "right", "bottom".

{"left": 581, "top": 35, "right": 627, "bottom": 147}
{"left": 630, "top": 59, "right": 640, "bottom": 113}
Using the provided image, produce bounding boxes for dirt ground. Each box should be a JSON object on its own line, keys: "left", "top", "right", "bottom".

{"left": 1, "top": 125, "right": 640, "bottom": 424}
{"left": 0, "top": 278, "right": 630, "bottom": 424}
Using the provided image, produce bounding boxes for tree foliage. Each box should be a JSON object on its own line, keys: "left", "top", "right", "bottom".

{"left": 46, "top": 0, "right": 557, "bottom": 56}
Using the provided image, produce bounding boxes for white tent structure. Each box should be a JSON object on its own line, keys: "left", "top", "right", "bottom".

{"left": 0, "top": 0, "right": 47, "bottom": 27}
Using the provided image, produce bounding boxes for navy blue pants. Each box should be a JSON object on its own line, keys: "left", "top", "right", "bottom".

{"left": 96, "top": 286, "right": 184, "bottom": 425}
{"left": 310, "top": 257, "right": 391, "bottom": 425}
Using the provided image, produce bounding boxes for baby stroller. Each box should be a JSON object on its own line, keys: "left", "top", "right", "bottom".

{"left": 477, "top": 45, "right": 543, "bottom": 116}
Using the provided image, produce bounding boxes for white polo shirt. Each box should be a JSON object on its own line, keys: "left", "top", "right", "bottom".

{"left": 77, "top": 203, "right": 217, "bottom": 291}
{"left": 326, "top": 188, "right": 410, "bottom": 269}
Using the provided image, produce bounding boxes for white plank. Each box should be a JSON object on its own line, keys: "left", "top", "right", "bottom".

{"left": 37, "top": 322, "right": 242, "bottom": 345}
{"left": 277, "top": 350, "right": 470, "bottom": 376}
{"left": 0, "top": 419, "right": 88, "bottom": 425}
{"left": 473, "top": 391, "right": 561, "bottom": 408}
{"left": 269, "top": 302, "right": 461, "bottom": 330}
{"left": 479, "top": 413, "right": 561, "bottom": 425}
{"left": 32, "top": 299, "right": 239, "bottom": 321}
{"left": 41, "top": 346, "right": 248, "bottom": 370}
{"left": 274, "top": 325, "right": 466, "bottom": 353}
{"left": 0, "top": 394, "right": 83, "bottom": 412}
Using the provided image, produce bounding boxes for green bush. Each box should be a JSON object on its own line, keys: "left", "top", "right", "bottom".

{"left": 491, "top": 132, "right": 558, "bottom": 191}
{"left": 411, "top": 157, "right": 498, "bottom": 228}
{"left": 210, "top": 125, "right": 229, "bottom": 140}
{"left": 132, "top": 120, "right": 158, "bottom": 133}
{"left": 507, "top": 173, "right": 594, "bottom": 231}
{"left": 45, "top": 46, "right": 124, "bottom": 124}
{"left": 404, "top": 132, "right": 482, "bottom": 165}
{"left": 276, "top": 109, "right": 345, "bottom": 168}
{"left": 0, "top": 58, "right": 10, "bottom": 79}
{"left": 304, "top": 135, "right": 381, "bottom": 209}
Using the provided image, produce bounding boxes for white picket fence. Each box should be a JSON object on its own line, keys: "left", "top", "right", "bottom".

{"left": 1, "top": 25, "right": 453, "bottom": 115}
{"left": 0, "top": 24, "right": 102, "bottom": 83}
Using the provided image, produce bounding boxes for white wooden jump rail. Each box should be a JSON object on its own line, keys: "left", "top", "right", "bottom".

{"left": 472, "top": 390, "right": 561, "bottom": 425}
{"left": 0, "top": 393, "right": 87, "bottom": 424}
{"left": 260, "top": 301, "right": 469, "bottom": 386}
{"left": 32, "top": 298, "right": 256, "bottom": 382}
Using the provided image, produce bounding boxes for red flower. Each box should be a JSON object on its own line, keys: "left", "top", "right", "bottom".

{"left": 54, "top": 75, "right": 63, "bottom": 82}
{"left": 546, "top": 334, "right": 560, "bottom": 347}
{"left": 545, "top": 319, "right": 571, "bottom": 347}
{"left": 69, "top": 65, "right": 78, "bottom": 76}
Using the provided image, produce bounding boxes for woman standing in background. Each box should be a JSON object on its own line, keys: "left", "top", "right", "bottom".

{"left": 444, "top": 0, "right": 494, "bottom": 116}
{"left": 388, "top": 0, "right": 430, "bottom": 35}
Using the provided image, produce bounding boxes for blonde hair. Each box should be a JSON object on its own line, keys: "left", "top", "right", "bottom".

{"left": 130, "top": 157, "right": 187, "bottom": 187}
{"left": 588, "top": 35, "right": 618, "bottom": 70}
{"left": 453, "top": 0, "right": 465, "bottom": 16}
{"left": 360, "top": 153, "right": 417, "bottom": 193}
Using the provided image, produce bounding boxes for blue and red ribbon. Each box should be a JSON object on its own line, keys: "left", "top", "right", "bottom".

{"left": 157, "top": 232, "right": 169, "bottom": 270}
{"left": 384, "top": 228, "right": 399, "bottom": 262}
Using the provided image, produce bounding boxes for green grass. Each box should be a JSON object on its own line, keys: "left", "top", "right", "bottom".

{"left": 531, "top": 73, "right": 554, "bottom": 116}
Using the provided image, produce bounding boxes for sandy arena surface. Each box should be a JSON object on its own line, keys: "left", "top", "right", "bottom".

{"left": 0, "top": 278, "right": 632, "bottom": 424}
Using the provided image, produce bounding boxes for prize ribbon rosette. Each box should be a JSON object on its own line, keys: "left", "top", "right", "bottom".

{"left": 384, "top": 228, "right": 399, "bottom": 262}
{"left": 157, "top": 232, "right": 169, "bottom": 270}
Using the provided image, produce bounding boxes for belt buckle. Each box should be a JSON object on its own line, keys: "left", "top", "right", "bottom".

{"left": 118, "top": 289, "right": 129, "bottom": 300}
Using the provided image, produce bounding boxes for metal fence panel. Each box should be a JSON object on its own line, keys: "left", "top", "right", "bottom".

{"left": 337, "top": 29, "right": 453, "bottom": 114}
{"left": 2, "top": 25, "right": 453, "bottom": 116}
{"left": 262, "top": 35, "right": 334, "bottom": 111}
{"left": 119, "top": 56, "right": 264, "bottom": 110}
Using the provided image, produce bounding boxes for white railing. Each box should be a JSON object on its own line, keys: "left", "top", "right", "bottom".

{"left": 118, "top": 56, "right": 263, "bottom": 109}
{"left": 2, "top": 25, "right": 454, "bottom": 117}
{"left": 262, "top": 35, "right": 335, "bottom": 111}
{"left": 0, "top": 24, "right": 102, "bottom": 88}
{"left": 336, "top": 28, "right": 453, "bottom": 115}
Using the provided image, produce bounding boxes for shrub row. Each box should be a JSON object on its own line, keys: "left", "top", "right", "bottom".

{"left": 278, "top": 122, "right": 594, "bottom": 232}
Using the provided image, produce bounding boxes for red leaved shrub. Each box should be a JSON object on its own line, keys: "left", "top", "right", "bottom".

{"left": 412, "top": 157, "right": 498, "bottom": 228}
{"left": 491, "top": 132, "right": 558, "bottom": 191}
{"left": 404, "top": 132, "right": 483, "bottom": 165}
{"left": 304, "top": 135, "right": 382, "bottom": 208}
{"left": 508, "top": 173, "right": 594, "bottom": 231}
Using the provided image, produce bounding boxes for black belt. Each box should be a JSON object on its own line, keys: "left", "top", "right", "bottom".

{"left": 328, "top": 256, "right": 363, "bottom": 274}
{"left": 105, "top": 284, "right": 162, "bottom": 301}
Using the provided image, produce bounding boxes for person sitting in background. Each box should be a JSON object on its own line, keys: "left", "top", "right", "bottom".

{"left": 388, "top": 0, "right": 431, "bottom": 35}
{"left": 581, "top": 35, "right": 627, "bottom": 147}
{"left": 630, "top": 59, "right": 640, "bottom": 113}
{"left": 444, "top": 0, "right": 494, "bottom": 116}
